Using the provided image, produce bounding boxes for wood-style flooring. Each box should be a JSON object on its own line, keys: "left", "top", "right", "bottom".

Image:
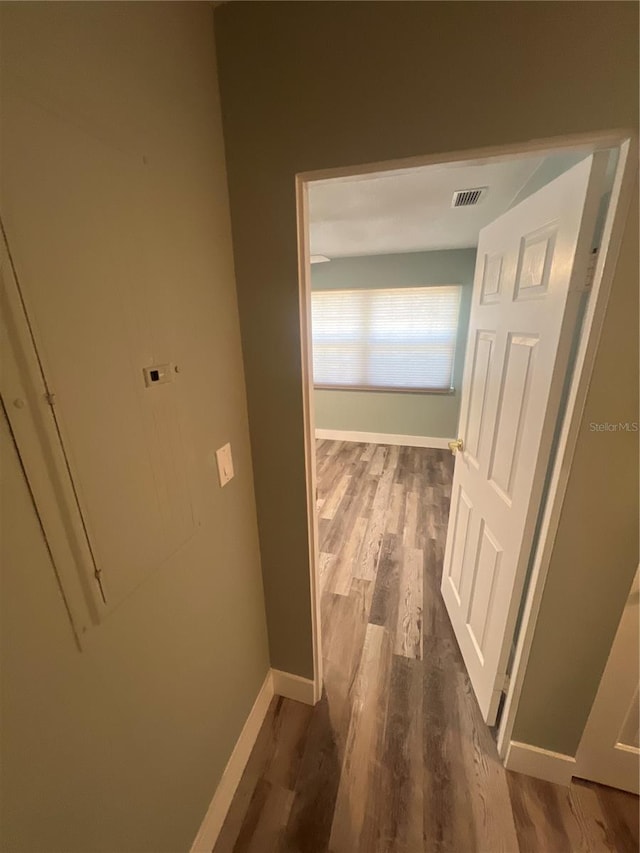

{"left": 214, "top": 441, "right": 640, "bottom": 853}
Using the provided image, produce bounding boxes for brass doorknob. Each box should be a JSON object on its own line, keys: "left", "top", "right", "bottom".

{"left": 448, "top": 438, "right": 464, "bottom": 455}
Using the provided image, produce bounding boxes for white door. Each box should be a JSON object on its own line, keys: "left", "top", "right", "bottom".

{"left": 574, "top": 567, "right": 639, "bottom": 794}
{"left": 441, "top": 154, "right": 607, "bottom": 724}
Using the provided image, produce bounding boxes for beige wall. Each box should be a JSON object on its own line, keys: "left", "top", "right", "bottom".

{"left": 214, "top": 0, "right": 639, "bottom": 751}
{"left": 1, "top": 4, "right": 269, "bottom": 851}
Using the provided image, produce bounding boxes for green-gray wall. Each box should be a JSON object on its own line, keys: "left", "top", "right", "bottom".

{"left": 1, "top": 4, "right": 269, "bottom": 851}
{"left": 312, "top": 250, "right": 476, "bottom": 438}
{"left": 512, "top": 189, "right": 639, "bottom": 755}
{"left": 215, "top": 0, "right": 639, "bottom": 755}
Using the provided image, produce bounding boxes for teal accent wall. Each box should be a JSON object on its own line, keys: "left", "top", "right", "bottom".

{"left": 311, "top": 249, "right": 477, "bottom": 438}
{"left": 508, "top": 152, "right": 587, "bottom": 208}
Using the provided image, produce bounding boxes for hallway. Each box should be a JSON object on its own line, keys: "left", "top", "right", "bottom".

{"left": 214, "top": 441, "right": 639, "bottom": 853}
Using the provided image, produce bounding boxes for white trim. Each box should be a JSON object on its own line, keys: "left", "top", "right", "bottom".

{"left": 296, "top": 176, "right": 324, "bottom": 705}
{"left": 271, "top": 668, "right": 316, "bottom": 705}
{"left": 298, "top": 129, "right": 633, "bottom": 184}
{"left": 315, "top": 428, "right": 452, "bottom": 449}
{"left": 574, "top": 566, "right": 640, "bottom": 795}
{"left": 190, "top": 665, "right": 317, "bottom": 853}
{"left": 497, "top": 137, "right": 638, "bottom": 757}
{"left": 505, "top": 741, "right": 576, "bottom": 787}
{"left": 190, "top": 670, "right": 274, "bottom": 853}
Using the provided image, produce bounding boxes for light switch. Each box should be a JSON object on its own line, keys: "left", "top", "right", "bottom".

{"left": 215, "top": 443, "right": 234, "bottom": 487}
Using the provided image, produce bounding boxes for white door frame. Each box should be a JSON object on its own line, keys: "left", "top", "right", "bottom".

{"left": 295, "top": 129, "right": 638, "bottom": 737}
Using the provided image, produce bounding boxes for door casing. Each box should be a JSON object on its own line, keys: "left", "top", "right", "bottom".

{"left": 574, "top": 565, "right": 640, "bottom": 793}
{"left": 295, "top": 129, "right": 638, "bottom": 745}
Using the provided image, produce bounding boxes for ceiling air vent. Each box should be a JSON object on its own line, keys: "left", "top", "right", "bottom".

{"left": 452, "top": 187, "right": 487, "bottom": 208}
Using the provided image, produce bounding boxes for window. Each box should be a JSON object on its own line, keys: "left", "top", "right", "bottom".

{"left": 311, "top": 285, "right": 462, "bottom": 392}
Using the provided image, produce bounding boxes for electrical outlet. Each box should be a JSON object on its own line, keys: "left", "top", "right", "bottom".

{"left": 215, "top": 443, "right": 234, "bottom": 487}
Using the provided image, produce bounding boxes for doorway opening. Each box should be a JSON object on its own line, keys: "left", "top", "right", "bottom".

{"left": 296, "top": 132, "right": 635, "bottom": 779}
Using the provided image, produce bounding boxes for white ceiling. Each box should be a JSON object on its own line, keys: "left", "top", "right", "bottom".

{"left": 308, "top": 156, "right": 550, "bottom": 257}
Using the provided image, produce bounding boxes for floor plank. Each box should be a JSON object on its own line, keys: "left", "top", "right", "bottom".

{"left": 356, "top": 459, "right": 397, "bottom": 581}
{"left": 326, "top": 516, "right": 368, "bottom": 596}
{"left": 394, "top": 547, "right": 423, "bottom": 660}
{"left": 328, "top": 623, "right": 391, "bottom": 852}
{"left": 320, "top": 473, "right": 351, "bottom": 520}
{"left": 360, "top": 654, "right": 423, "bottom": 853}
{"left": 214, "top": 441, "right": 639, "bottom": 853}
{"left": 385, "top": 482, "right": 406, "bottom": 535}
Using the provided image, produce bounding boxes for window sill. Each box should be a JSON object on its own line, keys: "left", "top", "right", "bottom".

{"left": 313, "top": 384, "right": 455, "bottom": 396}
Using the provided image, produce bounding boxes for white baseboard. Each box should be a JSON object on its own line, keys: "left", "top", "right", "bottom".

{"left": 271, "top": 668, "right": 316, "bottom": 705}
{"left": 505, "top": 741, "right": 576, "bottom": 787}
{"left": 190, "top": 670, "right": 274, "bottom": 853}
{"left": 190, "top": 667, "right": 317, "bottom": 852}
{"left": 315, "top": 428, "right": 452, "bottom": 449}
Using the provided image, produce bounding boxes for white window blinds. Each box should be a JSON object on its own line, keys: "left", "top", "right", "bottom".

{"left": 311, "top": 285, "right": 462, "bottom": 391}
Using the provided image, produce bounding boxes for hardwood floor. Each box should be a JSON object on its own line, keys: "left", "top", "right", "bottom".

{"left": 214, "top": 441, "right": 639, "bottom": 853}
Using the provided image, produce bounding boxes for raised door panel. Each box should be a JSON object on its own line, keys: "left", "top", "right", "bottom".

{"left": 444, "top": 485, "right": 473, "bottom": 606}
{"left": 513, "top": 225, "right": 557, "bottom": 301}
{"left": 487, "top": 334, "right": 539, "bottom": 504}
{"left": 464, "top": 331, "right": 495, "bottom": 468}
{"left": 466, "top": 521, "right": 503, "bottom": 663}
{"left": 480, "top": 253, "right": 504, "bottom": 305}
